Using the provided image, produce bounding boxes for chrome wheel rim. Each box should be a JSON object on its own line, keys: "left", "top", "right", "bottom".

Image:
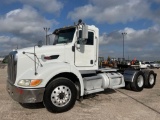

{"left": 137, "top": 75, "right": 144, "bottom": 87}
{"left": 51, "top": 85, "right": 71, "bottom": 107}
{"left": 149, "top": 74, "right": 154, "bottom": 85}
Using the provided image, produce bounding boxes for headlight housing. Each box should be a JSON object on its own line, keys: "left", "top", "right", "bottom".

{"left": 18, "top": 79, "right": 42, "bottom": 87}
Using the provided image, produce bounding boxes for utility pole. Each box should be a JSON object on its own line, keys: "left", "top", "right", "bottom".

{"left": 44, "top": 27, "right": 50, "bottom": 45}
{"left": 122, "top": 32, "right": 127, "bottom": 59}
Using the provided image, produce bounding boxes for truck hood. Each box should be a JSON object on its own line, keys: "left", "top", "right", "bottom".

{"left": 15, "top": 44, "right": 66, "bottom": 78}
{"left": 17, "top": 44, "right": 65, "bottom": 56}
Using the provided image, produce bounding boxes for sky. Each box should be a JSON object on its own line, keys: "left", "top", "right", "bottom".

{"left": 0, "top": 0, "right": 160, "bottom": 61}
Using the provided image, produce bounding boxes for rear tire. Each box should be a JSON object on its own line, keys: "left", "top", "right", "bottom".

{"left": 144, "top": 71, "right": 156, "bottom": 88}
{"left": 125, "top": 82, "right": 131, "bottom": 90}
{"left": 43, "top": 77, "right": 77, "bottom": 113}
{"left": 131, "top": 71, "right": 144, "bottom": 92}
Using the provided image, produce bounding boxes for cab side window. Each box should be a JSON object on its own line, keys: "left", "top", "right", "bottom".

{"left": 79, "top": 31, "right": 94, "bottom": 45}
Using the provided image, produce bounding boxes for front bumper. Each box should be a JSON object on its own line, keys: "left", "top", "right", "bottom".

{"left": 7, "top": 81, "right": 45, "bottom": 103}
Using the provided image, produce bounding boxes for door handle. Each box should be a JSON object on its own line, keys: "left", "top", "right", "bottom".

{"left": 90, "top": 60, "right": 93, "bottom": 64}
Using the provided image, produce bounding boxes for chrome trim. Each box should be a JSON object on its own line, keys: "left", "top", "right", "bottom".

{"left": 137, "top": 75, "right": 144, "bottom": 87}
{"left": 7, "top": 81, "right": 45, "bottom": 103}
{"left": 51, "top": 85, "right": 71, "bottom": 107}
{"left": 149, "top": 74, "right": 154, "bottom": 85}
{"left": 7, "top": 51, "right": 17, "bottom": 84}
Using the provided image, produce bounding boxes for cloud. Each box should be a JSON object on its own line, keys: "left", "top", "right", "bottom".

{"left": 0, "top": 5, "right": 57, "bottom": 34}
{"left": 0, "top": 5, "right": 59, "bottom": 55}
{"left": 68, "top": 4, "right": 97, "bottom": 21}
{"left": 68, "top": 0, "right": 159, "bottom": 24}
{"left": 6, "top": 0, "right": 63, "bottom": 14}
{"left": 154, "top": 0, "right": 160, "bottom": 3}
{"left": 0, "top": 5, "right": 58, "bottom": 39}
{"left": 99, "top": 25, "right": 160, "bottom": 60}
{"left": 0, "top": 36, "right": 32, "bottom": 55}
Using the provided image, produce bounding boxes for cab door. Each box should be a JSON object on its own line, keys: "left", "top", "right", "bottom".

{"left": 75, "top": 30, "right": 95, "bottom": 67}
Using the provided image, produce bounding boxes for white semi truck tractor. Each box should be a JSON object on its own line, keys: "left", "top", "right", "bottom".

{"left": 7, "top": 20, "right": 156, "bottom": 113}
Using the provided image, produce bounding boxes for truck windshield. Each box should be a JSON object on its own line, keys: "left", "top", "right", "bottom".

{"left": 54, "top": 28, "right": 75, "bottom": 44}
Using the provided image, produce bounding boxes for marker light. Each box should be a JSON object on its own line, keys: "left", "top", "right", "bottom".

{"left": 30, "top": 79, "right": 42, "bottom": 86}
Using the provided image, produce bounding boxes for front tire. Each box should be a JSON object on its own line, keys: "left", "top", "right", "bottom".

{"left": 43, "top": 77, "right": 77, "bottom": 113}
{"left": 131, "top": 71, "right": 145, "bottom": 92}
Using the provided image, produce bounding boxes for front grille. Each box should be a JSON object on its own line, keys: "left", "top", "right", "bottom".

{"left": 7, "top": 51, "right": 17, "bottom": 84}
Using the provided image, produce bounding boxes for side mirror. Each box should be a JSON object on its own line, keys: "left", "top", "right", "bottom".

{"left": 76, "top": 31, "right": 79, "bottom": 38}
{"left": 37, "top": 41, "right": 43, "bottom": 47}
{"left": 82, "top": 24, "right": 88, "bottom": 39}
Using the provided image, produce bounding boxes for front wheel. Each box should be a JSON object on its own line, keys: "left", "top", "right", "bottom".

{"left": 43, "top": 77, "right": 77, "bottom": 113}
{"left": 131, "top": 71, "right": 145, "bottom": 92}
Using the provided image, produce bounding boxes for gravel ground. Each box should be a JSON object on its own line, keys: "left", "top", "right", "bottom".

{"left": 0, "top": 66, "right": 160, "bottom": 120}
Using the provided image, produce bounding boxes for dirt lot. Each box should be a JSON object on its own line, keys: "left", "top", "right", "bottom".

{"left": 0, "top": 65, "right": 160, "bottom": 120}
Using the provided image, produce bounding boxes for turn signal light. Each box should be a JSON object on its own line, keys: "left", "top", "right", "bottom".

{"left": 30, "top": 79, "right": 42, "bottom": 86}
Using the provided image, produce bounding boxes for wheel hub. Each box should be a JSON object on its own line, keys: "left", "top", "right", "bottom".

{"left": 59, "top": 92, "right": 65, "bottom": 99}
{"left": 137, "top": 75, "right": 144, "bottom": 87}
{"left": 51, "top": 85, "right": 71, "bottom": 107}
{"left": 149, "top": 74, "right": 154, "bottom": 85}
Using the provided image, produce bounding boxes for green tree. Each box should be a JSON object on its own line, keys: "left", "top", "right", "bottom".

{"left": 2, "top": 55, "right": 8, "bottom": 64}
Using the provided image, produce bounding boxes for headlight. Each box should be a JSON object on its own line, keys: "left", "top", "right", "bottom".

{"left": 18, "top": 79, "right": 42, "bottom": 87}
